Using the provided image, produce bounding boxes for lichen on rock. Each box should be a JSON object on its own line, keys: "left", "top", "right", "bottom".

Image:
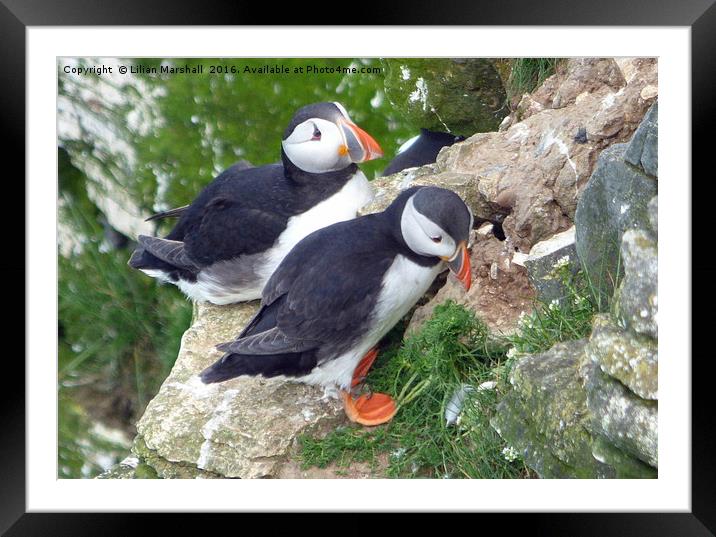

{"left": 491, "top": 340, "right": 607, "bottom": 478}
{"left": 586, "top": 314, "right": 658, "bottom": 400}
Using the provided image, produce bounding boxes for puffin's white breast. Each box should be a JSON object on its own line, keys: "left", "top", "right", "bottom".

{"left": 174, "top": 172, "right": 373, "bottom": 305}
{"left": 301, "top": 254, "right": 443, "bottom": 389}
{"left": 263, "top": 171, "right": 374, "bottom": 279}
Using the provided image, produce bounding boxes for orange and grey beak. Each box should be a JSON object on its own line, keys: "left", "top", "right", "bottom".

{"left": 338, "top": 118, "right": 383, "bottom": 163}
{"left": 445, "top": 242, "right": 472, "bottom": 291}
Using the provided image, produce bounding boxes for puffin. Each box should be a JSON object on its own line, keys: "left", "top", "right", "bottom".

{"left": 382, "top": 129, "right": 464, "bottom": 176}
{"left": 200, "top": 186, "right": 473, "bottom": 426}
{"left": 128, "top": 102, "right": 383, "bottom": 304}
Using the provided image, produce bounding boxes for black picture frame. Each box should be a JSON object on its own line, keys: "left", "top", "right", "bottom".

{"left": 4, "top": 0, "right": 712, "bottom": 533}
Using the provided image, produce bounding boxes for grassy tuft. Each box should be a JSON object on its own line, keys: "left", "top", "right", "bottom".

{"left": 505, "top": 58, "right": 560, "bottom": 107}
{"left": 500, "top": 260, "right": 597, "bottom": 388}
{"left": 300, "top": 301, "right": 530, "bottom": 479}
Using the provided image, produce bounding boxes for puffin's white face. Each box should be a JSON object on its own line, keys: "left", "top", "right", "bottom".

{"left": 282, "top": 117, "right": 350, "bottom": 174}
{"left": 282, "top": 103, "right": 383, "bottom": 174}
{"left": 400, "top": 191, "right": 474, "bottom": 290}
{"left": 401, "top": 195, "right": 457, "bottom": 259}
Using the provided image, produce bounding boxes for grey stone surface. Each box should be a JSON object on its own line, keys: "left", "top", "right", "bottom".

{"left": 523, "top": 226, "right": 579, "bottom": 305}
{"left": 625, "top": 102, "right": 658, "bottom": 177}
{"left": 586, "top": 314, "right": 658, "bottom": 400}
{"left": 491, "top": 340, "right": 608, "bottom": 478}
{"left": 581, "top": 360, "right": 658, "bottom": 467}
{"left": 574, "top": 143, "right": 657, "bottom": 306}
{"left": 590, "top": 434, "right": 657, "bottom": 478}
{"left": 648, "top": 196, "right": 658, "bottom": 237}
{"left": 616, "top": 229, "right": 658, "bottom": 339}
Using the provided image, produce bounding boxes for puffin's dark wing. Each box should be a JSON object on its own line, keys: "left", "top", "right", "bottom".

{"left": 137, "top": 235, "right": 199, "bottom": 273}
{"left": 146, "top": 161, "right": 254, "bottom": 223}
{"left": 264, "top": 217, "right": 395, "bottom": 344}
{"left": 183, "top": 196, "right": 288, "bottom": 265}
{"left": 216, "top": 326, "right": 320, "bottom": 355}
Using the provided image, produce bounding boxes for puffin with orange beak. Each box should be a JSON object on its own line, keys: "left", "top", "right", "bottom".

{"left": 200, "top": 186, "right": 473, "bottom": 426}
{"left": 128, "top": 102, "right": 383, "bottom": 304}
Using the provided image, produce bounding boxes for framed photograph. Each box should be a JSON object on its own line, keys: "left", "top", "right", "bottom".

{"left": 5, "top": 0, "right": 712, "bottom": 533}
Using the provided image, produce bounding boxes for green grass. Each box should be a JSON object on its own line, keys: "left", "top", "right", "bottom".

{"left": 505, "top": 58, "right": 560, "bottom": 107}
{"left": 299, "top": 261, "right": 598, "bottom": 478}
{"left": 58, "top": 160, "right": 193, "bottom": 477}
{"left": 300, "top": 301, "right": 529, "bottom": 479}
{"left": 500, "top": 261, "right": 598, "bottom": 387}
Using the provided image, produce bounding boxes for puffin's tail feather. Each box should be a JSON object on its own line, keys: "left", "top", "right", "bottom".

{"left": 127, "top": 247, "right": 153, "bottom": 270}
{"left": 145, "top": 205, "right": 189, "bottom": 222}
{"left": 127, "top": 246, "right": 174, "bottom": 273}
{"left": 200, "top": 351, "right": 318, "bottom": 384}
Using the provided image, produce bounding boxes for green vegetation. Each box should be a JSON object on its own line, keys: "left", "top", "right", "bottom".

{"left": 506, "top": 259, "right": 598, "bottom": 349}
{"left": 59, "top": 152, "right": 192, "bottom": 477}
{"left": 505, "top": 58, "right": 560, "bottom": 107}
{"left": 300, "top": 261, "right": 598, "bottom": 478}
{"left": 300, "top": 301, "right": 527, "bottom": 478}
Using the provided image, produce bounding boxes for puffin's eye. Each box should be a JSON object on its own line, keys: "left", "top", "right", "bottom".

{"left": 312, "top": 126, "right": 322, "bottom": 140}
{"left": 431, "top": 236, "right": 442, "bottom": 243}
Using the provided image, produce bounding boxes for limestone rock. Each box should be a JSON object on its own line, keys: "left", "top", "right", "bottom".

{"left": 615, "top": 229, "right": 658, "bottom": 339}
{"left": 625, "top": 102, "right": 658, "bottom": 177}
{"left": 381, "top": 59, "right": 507, "bottom": 136}
{"left": 491, "top": 340, "right": 607, "bottom": 478}
{"left": 586, "top": 314, "right": 658, "bottom": 400}
{"left": 551, "top": 59, "right": 626, "bottom": 109}
{"left": 574, "top": 143, "right": 657, "bottom": 306}
{"left": 134, "top": 301, "right": 344, "bottom": 478}
{"left": 522, "top": 226, "right": 578, "bottom": 305}
{"left": 581, "top": 360, "right": 658, "bottom": 467}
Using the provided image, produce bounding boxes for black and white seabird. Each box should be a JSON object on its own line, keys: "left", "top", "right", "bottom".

{"left": 200, "top": 186, "right": 474, "bottom": 426}
{"left": 128, "top": 102, "right": 383, "bottom": 304}
{"left": 382, "top": 129, "right": 465, "bottom": 176}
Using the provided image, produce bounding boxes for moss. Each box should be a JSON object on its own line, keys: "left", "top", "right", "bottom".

{"left": 382, "top": 59, "right": 507, "bottom": 136}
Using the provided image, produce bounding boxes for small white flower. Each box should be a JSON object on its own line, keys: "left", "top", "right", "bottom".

{"left": 502, "top": 445, "right": 520, "bottom": 462}
{"left": 506, "top": 347, "right": 518, "bottom": 359}
{"left": 552, "top": 255, "right": 571, "bottom": 269}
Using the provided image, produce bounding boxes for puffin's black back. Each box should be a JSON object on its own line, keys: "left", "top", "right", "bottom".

{"left": 128, "top": 158, "right": 358, "bottom": 278}
{"left": 382, "top": 129, "right": 464, "bottom": 176}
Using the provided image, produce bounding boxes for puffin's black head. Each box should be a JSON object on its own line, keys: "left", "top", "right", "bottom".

{"left": 281, "top": 102, "right": 383, "bottom": 174}
{"left": 399, "top": 186, "right": 474, "bottom": 290}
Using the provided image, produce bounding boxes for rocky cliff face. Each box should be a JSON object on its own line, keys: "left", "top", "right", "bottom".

{"left": 492, "top": 103, "right": 658, "bottom": 478}
{"left": 364, "top": 58, "right": 657, "bottom": 336}
{"left": 103, "top": 58, "right": 658, "bottom": 479}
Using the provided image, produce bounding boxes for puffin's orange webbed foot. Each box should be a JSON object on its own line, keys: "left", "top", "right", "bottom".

{"left": 351, "top": 347, "right": 379, "bottom": 388}
{"left": 343, "top": 347, "right": 396, "bottom": 425}
{"left": 342, "top": 391, "right": 397, "bottom": 426}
